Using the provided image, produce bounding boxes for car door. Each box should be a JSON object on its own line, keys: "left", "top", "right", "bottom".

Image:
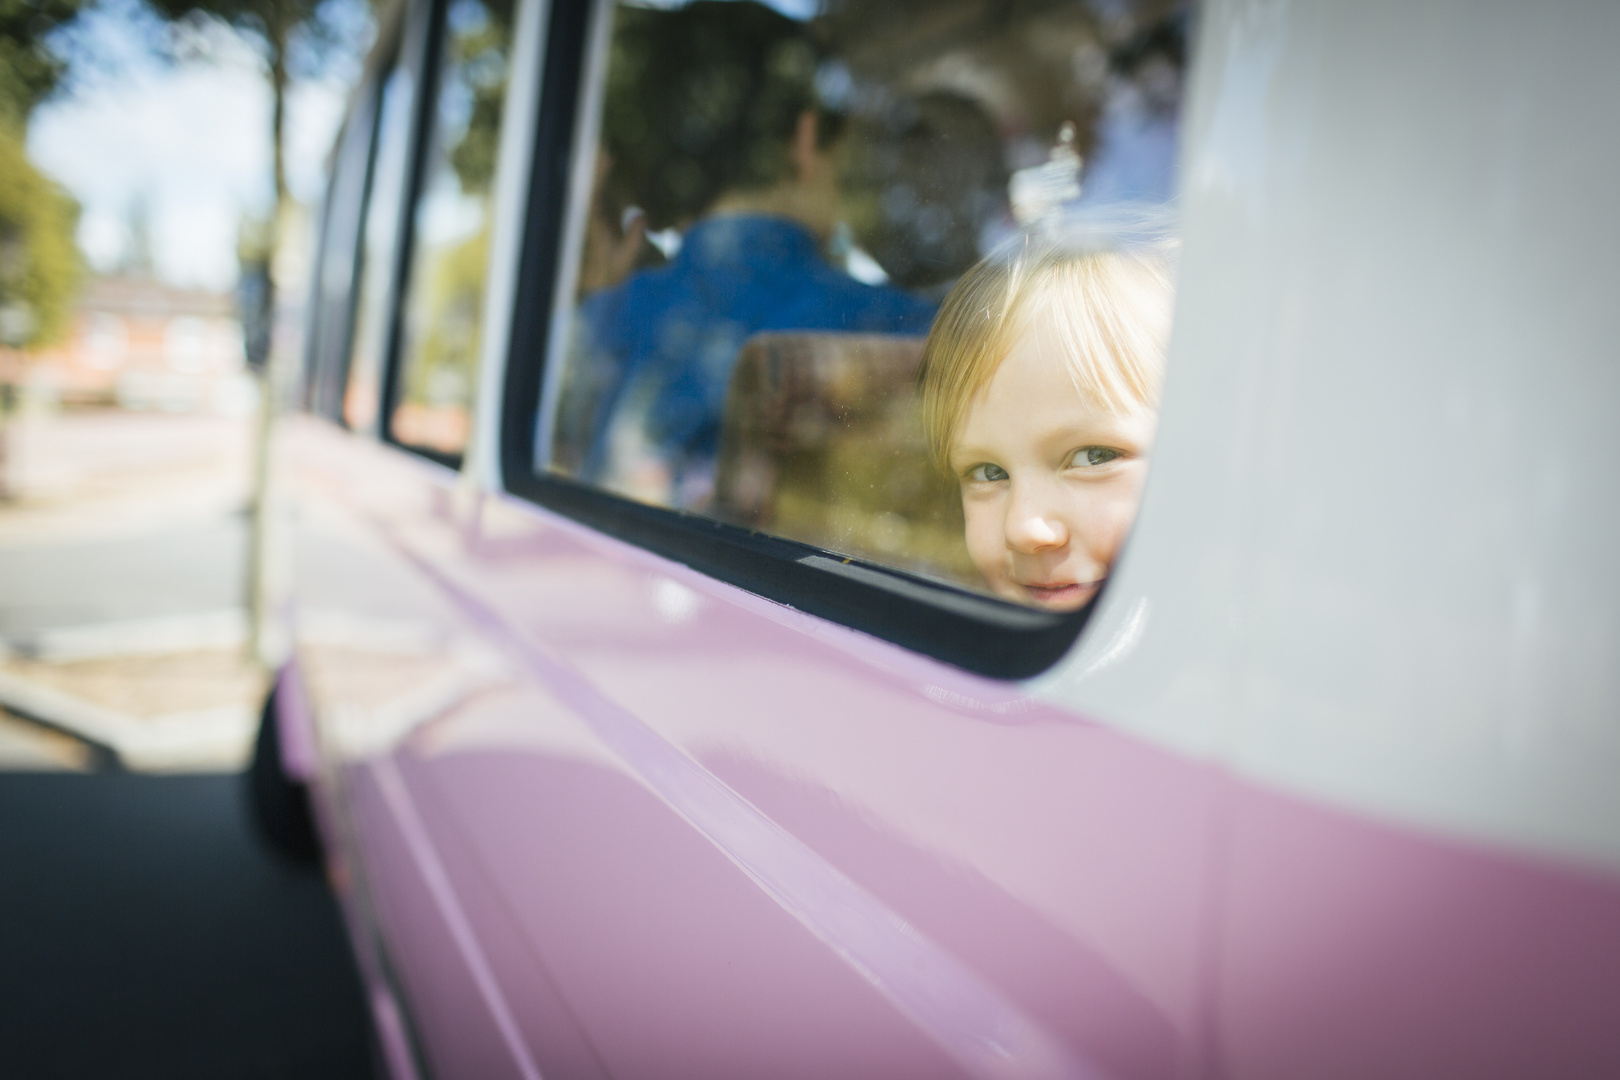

{"left": 290, "top": 0, "right": 1221, "bottom": 1078}
{"left": 288, "top": 0, "right": 608, "bottom": 1075}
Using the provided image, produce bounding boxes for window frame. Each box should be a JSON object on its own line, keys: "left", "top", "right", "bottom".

{"left": 301, "top": 0, "right": 442, "bottom": 443}
{"left": 379, "top": 0, "right": 509, "bottom": 470}
{"left": 369, "top": 0, "right": 455, "bottom": 461}
{"left": 303, "top": 41, "right": 390, "bottom": 421}
{"left": 498, "top": 0, "right": 1098, "bottom": 680}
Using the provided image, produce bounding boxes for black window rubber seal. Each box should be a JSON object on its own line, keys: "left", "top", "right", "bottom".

{"left": 505, "top": 473, "right": 1088, "bottom": 679}
{"left": 379, "top": 0, "right": 462, "bottom": 470}
{"left": 497, "top": 0, "right": 1092, "bottom": 681}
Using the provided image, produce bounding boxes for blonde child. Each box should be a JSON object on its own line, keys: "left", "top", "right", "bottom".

{"left": 918, "top": 238, "right": 1174, "bottom": 611}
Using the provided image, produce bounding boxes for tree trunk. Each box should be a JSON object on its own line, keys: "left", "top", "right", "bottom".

{"left": 269, "top": 11, "right": 288, "bottom": 211}
{"left": 246, "top": 9, "right": 290, "bottom": 665}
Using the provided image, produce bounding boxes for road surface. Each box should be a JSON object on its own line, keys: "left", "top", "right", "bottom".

{"left": 0, "top": 409, "right": 375, "bottom": 1077}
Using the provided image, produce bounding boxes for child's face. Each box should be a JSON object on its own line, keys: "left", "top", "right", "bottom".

{"left": 949, "top": 323, "right": 1157, "bottom": 612}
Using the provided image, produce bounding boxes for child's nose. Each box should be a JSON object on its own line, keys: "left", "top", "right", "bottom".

{"left": 1004, "top": 483, "right": 1068, "bottom": 553}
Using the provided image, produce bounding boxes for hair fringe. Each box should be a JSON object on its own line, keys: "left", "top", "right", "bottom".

{"left": 918, "top": 220, "right": 1177, "bottom": 475}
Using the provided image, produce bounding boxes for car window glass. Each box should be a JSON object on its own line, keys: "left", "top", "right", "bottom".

{"left": 388, "top": 0, "right": 513, "bottom": 460}
{"left": 344, "top": 60, "right": 417, "bottom": 435}
{"left": 306, "top": 77, "right": 380, "bottom": 419}
{"left": 538, "top": 0, "right": 1188, "bottom": 614}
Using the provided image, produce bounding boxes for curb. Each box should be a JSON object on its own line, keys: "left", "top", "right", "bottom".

{"left": 0, "top": 667, "right": 255, "bottom": 772}
{"left": 0, "top": 611, "right": 262, "bottom": 772}
{"left": 6, "top": 609, "right": 248, "bottom": 662}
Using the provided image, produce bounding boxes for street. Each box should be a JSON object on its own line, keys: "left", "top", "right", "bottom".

{"left": 0, "top": 409, "right": 251, "bottom": 635}
{"left": 0, "top": 410, "right": 262, "bottom": 771}
{"left": 0, "top": 408, "right": 374, "bottom": 1078}
{"left": 0, "top": 772, "right": 374, "bottom": 1079}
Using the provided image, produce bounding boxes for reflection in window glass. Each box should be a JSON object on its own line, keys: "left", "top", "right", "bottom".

{"left": 390, "top": 0, "right": 512, "bottom": 458}
{"left": 543, "top": 0, "right": 1189, "bottom": 610}
{"left": 345, "top": 63, "right": 416, "bottom": 434}
{"left": 307, "top": 76, "right": 379, "bottom": 418}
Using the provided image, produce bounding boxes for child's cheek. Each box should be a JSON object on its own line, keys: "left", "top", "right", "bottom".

{"left": 1090, "top": 475, "right": 1147, "bottom": 568}
{"left": 960, "top": 495, "right": 1007, "bottom": 584}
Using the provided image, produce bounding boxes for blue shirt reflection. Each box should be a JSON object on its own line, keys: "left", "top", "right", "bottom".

{"left": 577, "top": 214, "right": 936, "bottom": 505}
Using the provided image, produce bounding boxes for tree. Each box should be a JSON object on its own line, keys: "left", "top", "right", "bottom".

{"left": 0, "top": 0, "right": 90, "bottom": 128}
{"left": 145, "top": 0, "right": 314, "bottom": 365}
{"left": 145, "top": 0, "right": 370, "bottom": 367}
{"left": 0, "top": 0, "right": 86, "bottom": 350}
{"left": 141, "top": 0, "right": 372, "bottom": 660}
{"left": 0, "top": 123, "right": 79, "bottom": 347}
{"left": 148, "top": 0, "right": 324, "bottom": 218}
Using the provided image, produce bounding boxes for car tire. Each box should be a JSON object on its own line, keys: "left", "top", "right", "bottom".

{"left": 247, "top": 682, "right": 323, "bottom": 867}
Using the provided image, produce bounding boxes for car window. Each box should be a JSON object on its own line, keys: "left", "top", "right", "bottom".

{"left": 344, "top": 58, "right": 418, "bottom": 435}
{"left": 387, "top": 0, "right": 514, "bottom": 462}
{"left": 513, "top": 0, "right": 1189, "bottom": 667}
{"left": 305, "top": 73, "right": 381, "bottom": 421}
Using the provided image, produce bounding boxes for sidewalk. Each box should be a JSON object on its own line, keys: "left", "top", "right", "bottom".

{"left": 0, "top": 708, "right": 95, "bottom": 770}
{"left": 0, "top": 408, "right": 265, "bottom": 772}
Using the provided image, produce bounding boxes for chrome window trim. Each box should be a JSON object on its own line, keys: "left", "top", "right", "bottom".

{"left": 467, "top": 0, "right": 552, "bottom": 489}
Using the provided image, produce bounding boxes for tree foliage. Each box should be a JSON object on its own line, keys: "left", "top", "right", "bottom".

{"left": 0, "top": 0, "right": 84, "bottom": 347}
{"left": 0, "top": 0, "right": 89, "bottom": 127}
{"left": 0, "top": 122, "right": 79, "bottom": 346}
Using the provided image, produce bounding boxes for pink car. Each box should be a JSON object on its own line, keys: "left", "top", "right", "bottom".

{"left": 253, "top": 0, "right": 1620, "bottom": 1076}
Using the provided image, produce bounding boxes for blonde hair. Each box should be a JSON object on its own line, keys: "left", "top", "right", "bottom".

{"left": 918, "top": 236, "right": 1175, "bottom": 474}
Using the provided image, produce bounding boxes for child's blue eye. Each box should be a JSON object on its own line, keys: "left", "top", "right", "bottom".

{"left": 966, "top": 462, "right": 1009, "bottom": 483}
{"left": 1068, "top": 446, "right": 1121, "bottom": 468}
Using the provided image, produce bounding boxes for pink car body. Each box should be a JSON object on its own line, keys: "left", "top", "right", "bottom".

{"left": 276, "top": 0, "right": 1620, "bottom": 1077}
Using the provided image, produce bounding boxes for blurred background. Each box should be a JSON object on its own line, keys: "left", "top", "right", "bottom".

{"left": 0, "top": 0, "right": 377, "bottom": 1072}
{"left": 1, "top": 0, "right": 374, "bottom": 775}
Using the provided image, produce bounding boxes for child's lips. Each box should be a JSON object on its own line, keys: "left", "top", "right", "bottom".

{"left": 1017, "top": 579, "right": 1102, "bottom": 609}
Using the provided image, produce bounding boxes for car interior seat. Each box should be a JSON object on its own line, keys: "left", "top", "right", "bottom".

{"left": 712, "top": 332, "right": 976, "bottom": 585}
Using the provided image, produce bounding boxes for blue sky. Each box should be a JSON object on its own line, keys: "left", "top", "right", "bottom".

{"left": 28, "top": 0, "right": 368, "bottom": 291}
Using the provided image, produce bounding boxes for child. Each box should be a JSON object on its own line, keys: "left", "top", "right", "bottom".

{"left": 917, "top": 237, "right": 1173, "bottom": 611}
